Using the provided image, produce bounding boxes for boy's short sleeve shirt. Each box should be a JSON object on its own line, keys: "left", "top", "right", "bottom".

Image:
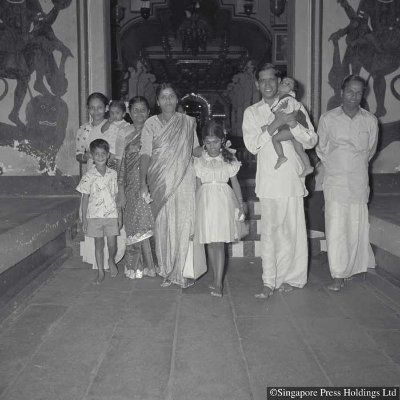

{"left": 77, "top": 167, "right": 118, "bottom": 218}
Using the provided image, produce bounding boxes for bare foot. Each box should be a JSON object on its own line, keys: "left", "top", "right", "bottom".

{"left": 278, "top": 283, "right": 294, "bottom": 293}
{"left": 274, "top": 156, "right": 288, "bottom": 170}
{"left": 93, "top": 269, "right": 105, "bottom": 284}
{"left": 254, "top": 286, "right": 273, "bottom": 299}
{"left": 300, "top": 166, "right": 314, "bottom": 177}
{"left": 109, "top": 261, "right": 118, "bottom": 278}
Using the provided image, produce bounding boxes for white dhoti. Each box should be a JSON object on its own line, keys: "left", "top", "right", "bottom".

{"left": 260, "top": 197, "right": 308, "bottom": 289}
{"left": 325, "top": 201, "right": 375, "bottom": 278}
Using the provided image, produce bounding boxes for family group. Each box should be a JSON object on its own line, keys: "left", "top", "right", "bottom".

{"left": 75, "top": 63, "right": 378, "bottom": 297}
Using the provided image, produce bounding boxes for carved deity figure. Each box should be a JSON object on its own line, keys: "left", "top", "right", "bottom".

{"left": 329, "top": 0, "right": 400, "bottom": 117}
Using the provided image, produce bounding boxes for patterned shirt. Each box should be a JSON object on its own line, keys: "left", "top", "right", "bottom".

{"left": 316, "top": 106, "right": 378, "bottom": 204}
{"left": 76, "top": 166, "right": 119, "bottom": 218}
{"left": 75, "top": 121, "right": 106, "bottom": 156}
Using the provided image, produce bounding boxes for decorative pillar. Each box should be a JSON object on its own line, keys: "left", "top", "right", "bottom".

{"left": 111, "top": 0, "right": 127, "bottom": 100}
{"left": 291, "top": 0, "right": 322, "bottom": 123}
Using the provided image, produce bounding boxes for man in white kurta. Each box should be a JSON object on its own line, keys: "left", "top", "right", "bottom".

{"left": 242, "top": 64, "right": 318, "bottom": 297}
{"left": 316, "top": 75, "right": 378, "bottom": 291}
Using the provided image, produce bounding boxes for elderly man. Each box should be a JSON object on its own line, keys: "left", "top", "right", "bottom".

{"left": 316, "top": 75, "right": 378, "bottom": 291}
{"left": 243, "top": 64, "right": 317, "bottom": 298}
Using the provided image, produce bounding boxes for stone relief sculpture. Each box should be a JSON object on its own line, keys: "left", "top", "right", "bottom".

{"left": 0, "top": 0, "right": 73, "bottom": 175}
{"left": 328, "top": 0, "right": 400, "bottom": 117}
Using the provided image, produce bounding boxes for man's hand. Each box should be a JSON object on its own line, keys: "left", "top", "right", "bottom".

{"left": 275, "top": 110, "right": 298, "bottom": 127}
{"left": 267, "top": 110, "right": 298, "bottom": 136}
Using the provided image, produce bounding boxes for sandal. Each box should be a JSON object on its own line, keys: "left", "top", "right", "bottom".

{"left": 161, "top": 278, "right": 172, "bottom": 287}
{"left": 254, "top": 286, "right": 273, "bottom": 299}
{"left": 278, "top": 283, "right": 294, "bottom": 293}
{"left": 327, "top": 278, "right": 344, "bottom": 292}
{"left": 210, "top": 287, "right": 223, "bottom": 297}
{"left": 125, "top": 270, "right": 136, "bottom": 280}
{"left": 144, "top": 268, "right": 156, "bottom": 277}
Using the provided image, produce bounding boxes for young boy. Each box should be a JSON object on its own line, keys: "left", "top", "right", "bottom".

{"left": 271, "top": 76, "right": 314, "bottom": 176}
{"left": 77, "top": 139, "right": 122, "bottom": 284}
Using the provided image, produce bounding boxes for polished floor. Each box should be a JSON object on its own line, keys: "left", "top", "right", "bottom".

{"left": 0, "top": 254, "right": 399, "bottom": 400}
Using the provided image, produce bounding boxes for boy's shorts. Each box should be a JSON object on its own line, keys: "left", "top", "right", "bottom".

{"left": 87, "top": 218, "right": 119, "bottom": 237}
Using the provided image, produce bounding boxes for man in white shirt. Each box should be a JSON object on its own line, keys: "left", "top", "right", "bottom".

{"left": 242, "top": 63, "right": 317, "bottom": 298}
{"left": 316, "top": 75, "right": 378, "bottom": 291}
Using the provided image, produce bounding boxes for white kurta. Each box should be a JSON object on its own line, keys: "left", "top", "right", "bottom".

{"left": 243, "top": 99, "right": 317, "bottom": 289}
{"left": 316, "top": 106, "right": 378, "bottom": 278}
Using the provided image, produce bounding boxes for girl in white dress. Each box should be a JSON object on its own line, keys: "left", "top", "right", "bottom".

{"left": 194, "top": 121, "right": 245, "bottom": 297}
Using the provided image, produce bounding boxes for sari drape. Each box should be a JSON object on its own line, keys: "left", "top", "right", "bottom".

{"left": 147, "top": 113, "right": 195, "bottom": 219}
{"left": 143, "top": 113, "right": 197, "bottom": 287}
{"left": 118, "top": 127, "right": 154, "bottom": 246}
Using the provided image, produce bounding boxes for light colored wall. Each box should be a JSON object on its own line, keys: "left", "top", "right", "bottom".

{"left": 88, "top": 0, "right": 111, "bottom": 98}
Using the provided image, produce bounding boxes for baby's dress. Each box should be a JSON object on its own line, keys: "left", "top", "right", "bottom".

{"left": 194, "top": 153, "right": 241, "bottom": 244}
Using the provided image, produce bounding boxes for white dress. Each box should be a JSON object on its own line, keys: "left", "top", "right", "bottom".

{"left": 194, "top": 153, "right": 241, "bottom": 244}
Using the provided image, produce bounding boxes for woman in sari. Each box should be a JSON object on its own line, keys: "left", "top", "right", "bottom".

{"left": 139, "top": 83, "right": 202, "bottom": 288}
{"left": 118, "top": 96, "right": 156, "bottom": 279}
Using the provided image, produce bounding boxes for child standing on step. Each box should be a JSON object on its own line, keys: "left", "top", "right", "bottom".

{"left": 100, "top": 100, "right": 131, "bottom": 171}
{"left": 194, "top": 120, "right": 244, "bottom": 297}
{"left": 271, "top": 77, "right": 314, "bottom": 176}
{"left": 77, "top": 139, "right": 122, "bottom": 284}
{"left": 75, "top": 92, "right": 108, "bottom": 167}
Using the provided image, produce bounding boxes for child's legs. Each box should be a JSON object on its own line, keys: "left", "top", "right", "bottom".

{"left": 87, "top": 219, "right": 106, "bottom": 281}
{"left": 272, "top": 129, "right": 294, "bottom": 158}
{"left": 292, "top": 139, "right": 311, "bottom": 168}
{"left": 94, "top": 237, "right": 106, "bottom": 283}
{"left": 206, "top": 242, "right": 225, "bottom": 288}
{"left": 107, "top": 236, "right": 118, "bottom": 277}
{"left": 103, "top": 218, "right": 120, "bottom": 276}
{"left": 106, "top": 235, "right": 117, "bottom": 262}
{"left": 94, "top": 237, "right": 105, "bottom": 270}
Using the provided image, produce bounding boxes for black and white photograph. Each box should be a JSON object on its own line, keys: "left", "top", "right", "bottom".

{"left": 0, "top": 0, "right": 399, "bottom": 399}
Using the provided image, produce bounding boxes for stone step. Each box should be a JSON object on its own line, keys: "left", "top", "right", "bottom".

{"left": 244, "top": 199, "right": 261, "bottom": 218}
{"left": 228, "top": 230, "right": 326, "bottom": 258}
